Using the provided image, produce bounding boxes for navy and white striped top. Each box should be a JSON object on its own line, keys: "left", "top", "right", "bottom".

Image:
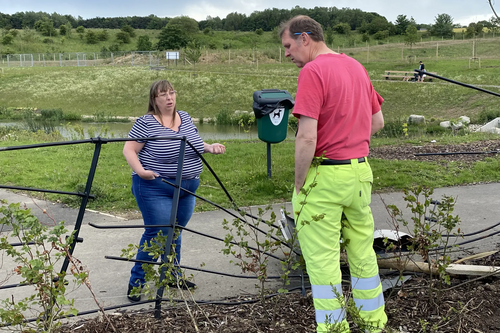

{"left": 128, "top": 112, "right": 205, "bottom": 179}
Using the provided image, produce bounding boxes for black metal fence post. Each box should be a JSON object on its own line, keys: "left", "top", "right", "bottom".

{"left": 154, "top": 136, "right": 187, "bottom": 319}
{"left": 60, "top": 138, "right": 105, "bottom": 275}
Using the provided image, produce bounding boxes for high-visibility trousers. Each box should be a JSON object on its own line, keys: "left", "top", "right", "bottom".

{"left": 292, "top": 158, "right": 387, "bottom": 333}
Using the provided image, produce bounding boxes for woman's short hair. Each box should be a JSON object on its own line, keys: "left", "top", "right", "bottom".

{"left": 279, "top": 15, "right": 324, "bottom": 42}
{"left": 148, "top": 80, "right": 175, "bottom": 115}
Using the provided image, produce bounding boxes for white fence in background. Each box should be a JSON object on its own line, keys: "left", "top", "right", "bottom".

{"left": 0, "top": 50, "right": 182, "bottom": 68}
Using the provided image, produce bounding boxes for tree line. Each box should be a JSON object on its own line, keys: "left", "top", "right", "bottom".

{"left": 1, "top": 7, "right": 499, "bottom": 55}
{"left": 0, "top": 7, "right": 423, "bottom": 32}
{"left": 2, "top": 7, "right": 499, "bottom": 37}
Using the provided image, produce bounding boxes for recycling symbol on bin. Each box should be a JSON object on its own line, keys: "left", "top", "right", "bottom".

{"left": 269, "top": 107, "right": 285, "bottom": 126}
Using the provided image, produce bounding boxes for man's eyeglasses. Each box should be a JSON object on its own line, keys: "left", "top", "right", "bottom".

{"left": 294, "top": 32, "right": 311, "bottom": 35}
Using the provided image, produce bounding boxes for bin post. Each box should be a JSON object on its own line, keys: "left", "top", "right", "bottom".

{"left": 267, "top": 142, "right": 272, "bottom": 178}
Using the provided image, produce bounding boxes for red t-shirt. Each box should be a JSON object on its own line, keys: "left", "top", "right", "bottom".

{"left": 292, "top": 53, "right": 383, "bottom": 160}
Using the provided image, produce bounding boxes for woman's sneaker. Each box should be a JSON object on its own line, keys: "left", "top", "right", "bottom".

{"left": 168, "top": 279, "right": 197, "bottom": 290}
{"left": 127, "top": 284, "right": 141, "bottom": 302}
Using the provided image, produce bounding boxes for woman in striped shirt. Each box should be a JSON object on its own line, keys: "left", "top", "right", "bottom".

{"left": 124, "top": 80, "right": 225, "bottom": 302}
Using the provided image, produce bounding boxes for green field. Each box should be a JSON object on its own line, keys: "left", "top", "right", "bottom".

{"left": 1, "top": 55, "right": 500, "bottom": 122}
{"left": 1, "top": 39, "right": 500, "bottom": 215}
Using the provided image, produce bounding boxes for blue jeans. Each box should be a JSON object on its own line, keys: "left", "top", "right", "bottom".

{"left": 129, "top": 175, "right": 199, "bottom": 287}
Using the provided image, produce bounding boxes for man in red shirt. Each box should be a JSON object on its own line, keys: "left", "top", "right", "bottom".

{"left": 280, "top": 15, "right": 387, "bottom": 333}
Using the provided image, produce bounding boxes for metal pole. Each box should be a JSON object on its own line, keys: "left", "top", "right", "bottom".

{"left": 267, "top": 142, "right": 272, "bottom": 178}
{"left": 416, "top": 71, "right": 500, "bottom": 97}
{"left": 154, "top": 137, "right": 187, "bottom": 319}
{"left": 60, "top": 139, "right": 104, "bottom": 275}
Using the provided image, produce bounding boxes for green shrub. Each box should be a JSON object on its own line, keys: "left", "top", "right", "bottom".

{"left": 376, "top": 118, "right": 405, "bottom": 137}
{"left": 2, "top": 47, "right": 14, "bottom": 54}
{"left": 474, "top": 109, "right": 500, "bottom": 124}
{"left": 21, "top": 109, "right": 59, "bottom": 134}
{"left": 116, "top": 31, "right": 131, "bottom": 44}
{"left": 59, "top": 24, "right": 67, "bottom": 36}
{"left": 109, "top": 44, "right": 120, "bottom": 52}
{"left": 1, "top": 34, "right": 14, "bottom": 45}
{"left": 136, "top": 35, "right": 152, "bottom": 51}
{"left": 373, "top": 30, "right": 389, "bottom": 40}
{"left": 424, "top": 124, "right": 448, "bottom": 135}
{"left": 97, "top": 30, "right": 109, "bottom": 41}
{"left": 121, "top": 25, "right": 136, "bottom": 38}
{"left": 40, "top": 108, "right": 63, "bottom": 120}
{"left": 213, "top": 109, "right": 234, "bottom": 125}
{"left": 0, "top": 125, "right": 21, "bottom": 137}
{"left": 8, "top": 29, "right": 18, "bottom": 38}
{"left": 85, "top": 30, "right": 98, "bottom": 44}
{"left": 62, "top": 112, "right": 82, "bottom": 121}
{"left": 0, "top": 106, "right": 12, "bottom": 119}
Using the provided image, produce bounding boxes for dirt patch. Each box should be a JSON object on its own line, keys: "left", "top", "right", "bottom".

{"left": 369, "top": 139, "right": 500, "bottom": 163}
{"left": 56, "top": 273, "right": 500, "bottom": 332}
{"left": 54, "top": 250, "right": 500, "bottom": 333}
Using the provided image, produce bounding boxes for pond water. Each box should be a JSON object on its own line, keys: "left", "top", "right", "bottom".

{"left": 0, "top": 121, "right": 296, "bottom": 141}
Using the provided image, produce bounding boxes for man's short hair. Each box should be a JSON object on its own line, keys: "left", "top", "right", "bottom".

{"left": 279, "top": 15, "right": 324, "bottom": 42}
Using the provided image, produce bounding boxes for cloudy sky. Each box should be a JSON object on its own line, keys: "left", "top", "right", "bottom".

{"left": 0, "top": 0, "right": 497, "bottom": 26}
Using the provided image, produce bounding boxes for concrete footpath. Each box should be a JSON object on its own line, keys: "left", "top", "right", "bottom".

{"left": 1, "top": 183, "right": 500, "bottom": 317}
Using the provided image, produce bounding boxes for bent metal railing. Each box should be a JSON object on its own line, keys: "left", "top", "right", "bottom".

{"left": 0, "top": 135, "right": 304, "bottom": 326}
{"left": 2, "top": 133, "right": 500, "bottom": 327}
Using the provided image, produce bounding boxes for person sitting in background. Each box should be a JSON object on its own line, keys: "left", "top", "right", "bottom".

{"left": 418, "top": 61, "right": 425, "bottom": 82}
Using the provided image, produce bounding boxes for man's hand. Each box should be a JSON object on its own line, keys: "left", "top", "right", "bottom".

{"left": 294, "top": 116, "right": 317, "bottom": 194}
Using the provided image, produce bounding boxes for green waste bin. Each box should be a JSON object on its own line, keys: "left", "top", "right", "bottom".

{"left": 252, "top": 89, "right": 295, "bottom": 143}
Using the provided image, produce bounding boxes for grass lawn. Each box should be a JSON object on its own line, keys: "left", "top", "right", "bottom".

{"left": 1, "top": 54, "right": 500, "bottom": 215}
{"left": 1, "top": 130, "right": 500, "bottom": 215}
{"left": 1, "top": 57, "right": 500, "bottom": 123}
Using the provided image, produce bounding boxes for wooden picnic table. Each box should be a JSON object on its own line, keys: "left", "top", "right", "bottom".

{"left": 382, "top": 70, "right": 437, "bottom": 82}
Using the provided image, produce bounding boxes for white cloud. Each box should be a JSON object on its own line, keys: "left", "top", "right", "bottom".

{"left": 182, "top": 2, "right": 234, "bottom": 21}
{"left": 454, "top": 13, "right": 495, "bottom": 26}
{"left": 181, "top": 0, "right": 264, "bottom": 21}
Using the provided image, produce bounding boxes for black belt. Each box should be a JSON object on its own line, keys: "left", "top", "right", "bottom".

{"left": 320, "top": 157, "right": 365, "bottom": 165}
